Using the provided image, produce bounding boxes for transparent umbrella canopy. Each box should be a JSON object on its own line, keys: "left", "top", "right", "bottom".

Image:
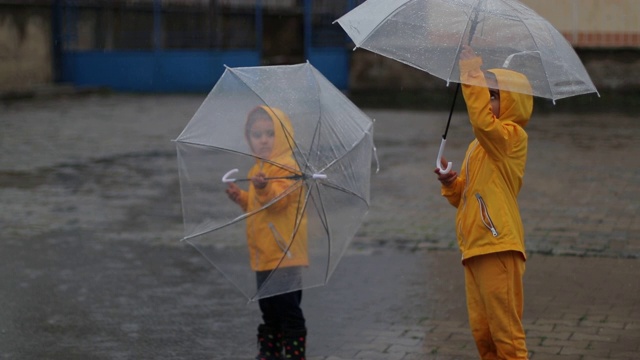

{"left": 335, "top": 0, "right": 599, "bottom": 173}
{"left": 335, "top": 0, "right": 598, "bottom": 100}
{"left": 174, "top": 62, "right": 376, "bottom": 301}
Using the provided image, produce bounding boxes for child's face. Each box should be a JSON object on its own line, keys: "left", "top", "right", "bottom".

{"left": 486, "top": 76, "right": 501, "bottom": 118}
{"left": 248, "top": 117, "right": 275, "bottom": 158}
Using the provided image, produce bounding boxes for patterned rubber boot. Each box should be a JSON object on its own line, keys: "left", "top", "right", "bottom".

{"left": 255, "top": 324, "right": 282, "bottom": 360}
{"left": 282, "top": 329, "right": 306, "bottom": 360}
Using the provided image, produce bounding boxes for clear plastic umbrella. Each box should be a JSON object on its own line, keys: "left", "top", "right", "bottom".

{"left": 335, "top": 0, "right": 599, "bottom": 172}
{"left": 174, "top": 62, "right": 376, "bottom": 302}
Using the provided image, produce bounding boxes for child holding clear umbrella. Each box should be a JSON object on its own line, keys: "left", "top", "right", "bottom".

{"left": 435, "top": 45, "right": 533, "bottom": 360}
{"left": 226, "top": 105, "right": 308, "bottom": 360}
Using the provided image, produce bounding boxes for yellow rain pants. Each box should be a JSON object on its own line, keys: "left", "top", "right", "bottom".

{"left": 464, "top": 251, "right": 528, "bottom": 360}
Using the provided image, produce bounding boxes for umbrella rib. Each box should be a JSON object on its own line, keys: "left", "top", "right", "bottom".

{"left": 316, "top": 117, "right": 367, "bottom": 176}
{"left": 176, "top": 140, "right": 301, "bottom": 174}
{"left": 308, "top": 181, "right": 370, "bottom": 285}
{"left": 307, "top": 120, "right": 322, "bottom": 174}
{"left": 304, "top": 63, "right": 326, "bottom": 176}
{"left": 446, "top": 0, "right": 484, "bottom": 83}
{"left": 307, "top": 181, "right": 333, "bottom": 284}
{"left": 181, "top": 181, "right": 305, "bottom": 242}
{"left": 288, "top": 63, "right": 347, "bottom": 180}
{"left": 270, "top": 117, "right": 308, "bottom": 175}
{"left": 278, "top": 112, "right": 312, "bottom": 176}
{"left": 279, "top": 63, "right": 322, "bottom": 178}
{"left": 317, "top": 126, "right": 372, "bottom": 172}
{"left": 310, "top": 127, "right": 371, "bottom": 206}
{"left": 320, "top": 181, "right": 369, "bottom": 207}
{"left": 315, "top": 182, "right": 333, "bottom": 285}
{"left": 253, "top": 181, "right": 336, "bottom": 300}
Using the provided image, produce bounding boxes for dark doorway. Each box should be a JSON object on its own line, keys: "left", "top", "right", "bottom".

{"left": 262, "top": 6, "right": 304, "bottom": 65}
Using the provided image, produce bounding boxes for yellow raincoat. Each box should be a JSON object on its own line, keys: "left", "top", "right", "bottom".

{"left": 442, "top": 56, "right": 533, "bottom": 263}
{"left": 441, "top": 56, "right": 533, "bottom": 359}
{"left": 235, "top": 106, "right": 309, "bottom": 272}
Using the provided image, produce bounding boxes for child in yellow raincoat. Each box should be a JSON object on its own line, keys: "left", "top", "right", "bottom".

{"left": 435, "top": 45, "right": 533, "bottom": 360}
{"left": 226, "top": 106, "right": 308, "bottom": 360}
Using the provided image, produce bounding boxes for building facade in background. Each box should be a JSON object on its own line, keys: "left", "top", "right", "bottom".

{"left": 522, "top": 0, "right": 640, "bottom": 48}
{"left": 0, "top": 0, "right": 639, "bottom": 94}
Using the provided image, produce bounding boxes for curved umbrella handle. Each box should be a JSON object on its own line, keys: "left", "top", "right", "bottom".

{"left": 222, "top": 168, "right": 239, "bottom": 183}
{"left": 436, "top": 138, "right": 452, "bottom": 174}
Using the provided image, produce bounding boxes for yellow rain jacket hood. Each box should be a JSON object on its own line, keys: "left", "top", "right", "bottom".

{"left": 236, "top": 106, "right": 308, "bottom": 271}
{"left": 442, "top": 57, "right": 533, "bottom": 262}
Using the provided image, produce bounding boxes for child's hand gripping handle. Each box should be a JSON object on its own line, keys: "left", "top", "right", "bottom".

{"left": 436, "top": 138, "right": 452, "bottom": 174}
{"left": 222, "top": 168, "right": 239, "bottom": 183}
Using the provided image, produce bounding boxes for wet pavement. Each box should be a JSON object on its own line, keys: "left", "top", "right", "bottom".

{"left": 0, "top": 93, "right": 639, "bottom": 359}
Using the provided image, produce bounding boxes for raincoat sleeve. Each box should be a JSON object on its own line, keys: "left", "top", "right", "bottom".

{"left": 441, "top": 175, "right": 464, "bottom": 208}
{"left": 254, "top": 166, "right": 297, "bottom": 212}
{"left": 460, "top": 57, "right": 515, "bottom": 160}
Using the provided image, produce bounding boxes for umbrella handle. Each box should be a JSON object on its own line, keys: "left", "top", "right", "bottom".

{"left": 222, "top": 168, "right": 313, "bottom": 183}
{"left": 436, "top": 138, "right": 453, "bottom": 174}
{"left": 222, "top": 168, "right": 239, "bottom": 183}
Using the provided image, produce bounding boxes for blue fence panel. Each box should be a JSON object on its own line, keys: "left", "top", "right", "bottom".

{"left": 304, "top": 0, "right": 359, "bottom": 90}
{"left": 57, "top": 0, "right": 262, "bottom": 93}
{"left": 307, "top": 48, "right": 349, "bottom": 90}
{"left": 63, "top": 51, "right": 155, "bottom": 91}
{"left": 157, "top": 50, "right": 260, "bottom": 92}
{"left": 63, "top": 50, "right": 260, "bottom": 92}
{"left": 56, "top": 1, "right": 360, "bottom": 92}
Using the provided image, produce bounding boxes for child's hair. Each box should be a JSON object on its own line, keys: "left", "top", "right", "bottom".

{"left": 245, "top": 106, "right": 272, "bottom": 139}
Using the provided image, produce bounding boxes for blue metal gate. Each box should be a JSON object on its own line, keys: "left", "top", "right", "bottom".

{"left": 304, "top": 0, "right": 360, "bottom": 90}
{"left": 55, "top": 0, "right": 262, "bottom": 92}
{"left": 54, "top": 0, "right": 359, "bottom": 92}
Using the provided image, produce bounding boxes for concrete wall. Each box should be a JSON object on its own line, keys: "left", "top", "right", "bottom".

{"left": 521, "top": 0, "right": 640, "bottom": 48}
{"left": 0, "top": 5, "right": 52, "bottom": 93}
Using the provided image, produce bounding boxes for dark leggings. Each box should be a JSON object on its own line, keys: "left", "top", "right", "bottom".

{"left": 256, "top": 267, "right": 306, "bottom": 333}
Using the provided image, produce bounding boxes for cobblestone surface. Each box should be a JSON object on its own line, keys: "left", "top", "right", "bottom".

{"left": 0, "top": 93, "right": 638, "bottom": 359}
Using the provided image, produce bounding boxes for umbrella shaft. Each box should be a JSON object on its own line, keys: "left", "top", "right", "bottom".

{"left": 443, "top": 83, "right": 461, "bottom": 140}
{"left": 445, "top": 0, "right": 484, "bottom": 139}
{"left": 468, "top": 0, "right": 486, "bottom": 44}
{"left": 234, "top": 175, "right": 302, "bottom": 182}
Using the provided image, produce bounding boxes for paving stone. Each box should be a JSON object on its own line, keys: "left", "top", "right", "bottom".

{"left": 0, "top": 93, "right": 638, "bottom": 358}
